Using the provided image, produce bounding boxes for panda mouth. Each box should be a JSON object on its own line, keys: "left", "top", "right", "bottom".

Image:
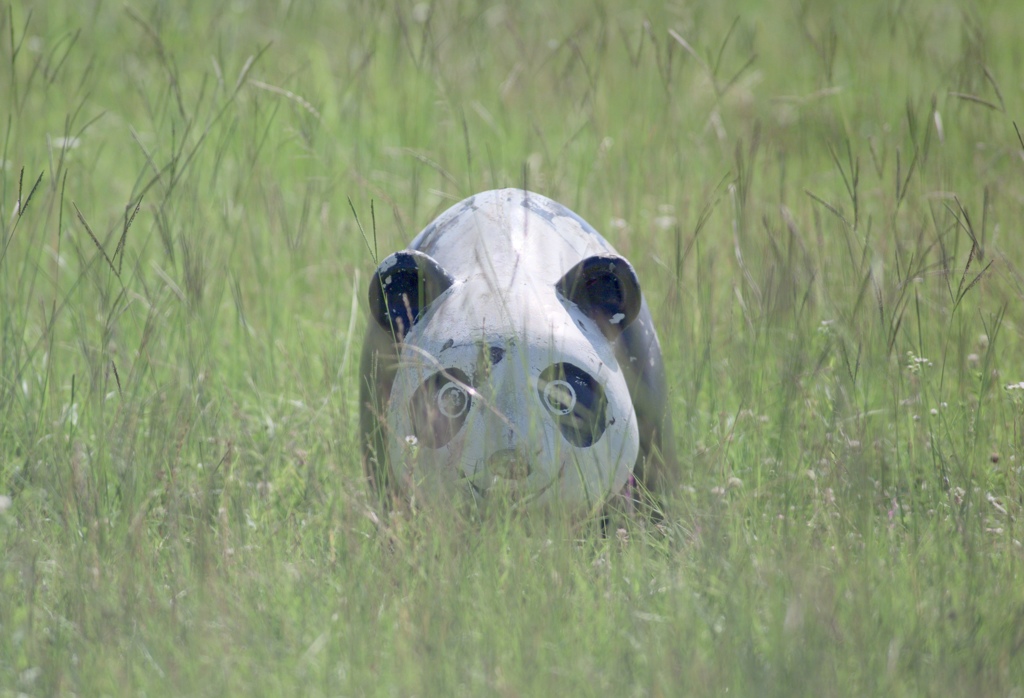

{"left": 465, "top": 461, "right": 564, "bottom": 503}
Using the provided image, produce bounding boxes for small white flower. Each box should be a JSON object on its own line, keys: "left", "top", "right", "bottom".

{"left": 653, "top": 215, "right": 676, "bottom": 230}
{"left": 411, "top": 2, "right": 430, "bottom": 22}
{"left": 49, "top": 136, "right": 81, "bottom": 150}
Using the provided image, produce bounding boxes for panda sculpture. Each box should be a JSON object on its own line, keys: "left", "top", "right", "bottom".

{"left": 360, "top": 189, "right": 675, "bottom": 512}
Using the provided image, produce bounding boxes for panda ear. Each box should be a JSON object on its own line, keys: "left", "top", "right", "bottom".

{"left": 369, "top": 251, "right": 454, "bottom": 341}
{"left": 556, "top": 254, "right": 641, "bottom": 338}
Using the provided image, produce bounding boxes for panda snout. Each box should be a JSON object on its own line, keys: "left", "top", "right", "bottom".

{"left": 485, "top": 448, "right": 531, "bottom": 480}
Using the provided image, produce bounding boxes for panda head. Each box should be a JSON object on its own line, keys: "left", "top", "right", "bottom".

{"left": 368, "top": 250, "right": 642, "bottom": 511}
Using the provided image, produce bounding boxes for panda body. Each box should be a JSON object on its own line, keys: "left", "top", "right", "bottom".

{"left": 361, "top": 189, "right": 674, "bottom": 510}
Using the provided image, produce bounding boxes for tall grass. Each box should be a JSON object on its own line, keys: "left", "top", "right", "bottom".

{"left": 2, "top": 0, "right": 1023, "bottom": 695}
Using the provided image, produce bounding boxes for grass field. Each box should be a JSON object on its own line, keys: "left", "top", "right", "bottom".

{"left": 3, "top": 0, "right": 1024, "bottom": 694}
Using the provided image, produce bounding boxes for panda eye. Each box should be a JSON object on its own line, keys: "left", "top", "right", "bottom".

{"left": 411, "top": 369, "right": 472, "bottom": 448}
{"left": 542, "top": 380, "right": 576, "bottom": 415}
{"left": 437, "top": 381, "right": 469, "bottom": 418}
{"left": 537, "top": 363, "right": 607, "bottom": 447}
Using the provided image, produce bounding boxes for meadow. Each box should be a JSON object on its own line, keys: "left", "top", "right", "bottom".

{"left": 2, "top": 0, "right": 1024, "bottom": 694}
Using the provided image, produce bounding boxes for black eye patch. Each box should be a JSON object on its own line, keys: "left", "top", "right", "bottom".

{"left": 537, "top": 363, "right": 607, "bottom": 447}
{"left": 410, "top": 368, "right": 473, "bottom": 448}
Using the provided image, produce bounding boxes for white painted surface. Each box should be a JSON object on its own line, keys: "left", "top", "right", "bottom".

{"left": 383, "top": 190, "right": 640, "bottom": 509}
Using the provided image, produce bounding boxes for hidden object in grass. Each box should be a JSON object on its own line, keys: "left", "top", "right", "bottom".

{"left": 360, "top": 189, "right": 676, "bottom": 513}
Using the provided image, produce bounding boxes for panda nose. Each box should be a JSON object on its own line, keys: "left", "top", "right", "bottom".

{"left": 486, "top": 448, "right": 531, "bottom": 480}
